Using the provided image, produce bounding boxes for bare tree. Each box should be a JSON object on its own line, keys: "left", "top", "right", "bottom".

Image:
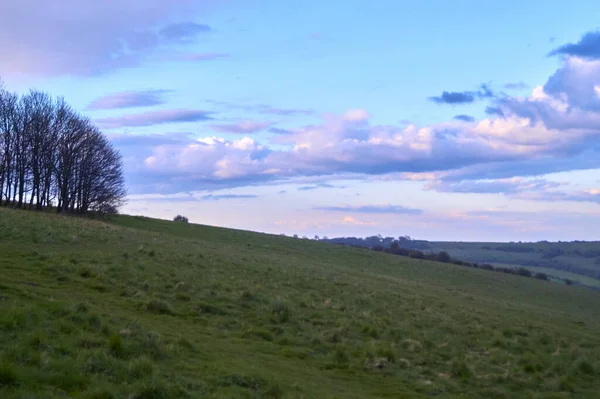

{"left": 0, "top": 85, "right": 127, "bottom": 214}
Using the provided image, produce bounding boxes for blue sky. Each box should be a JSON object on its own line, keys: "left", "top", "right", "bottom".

{"left": 2, "top": 0, "right": 600, "bottom": 241}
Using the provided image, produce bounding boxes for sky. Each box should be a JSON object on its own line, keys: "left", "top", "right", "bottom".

{"left": 1, "top": 0, "right": 600, "bottom": 242}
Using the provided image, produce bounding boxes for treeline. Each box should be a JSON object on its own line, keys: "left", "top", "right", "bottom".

{"left": 321, "top": 235, "right": 431, "bottom": 250}
{"left": 0, "top": 84, "right": 126, "bottom": 214}
{"left": 335, "top": 241, "right": 582, "bottom": 287}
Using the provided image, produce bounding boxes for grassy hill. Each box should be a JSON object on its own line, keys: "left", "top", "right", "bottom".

{"left": 1, "top": 208, "right": 600, "bottom": 398}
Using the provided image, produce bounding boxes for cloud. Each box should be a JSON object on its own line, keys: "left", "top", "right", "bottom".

{"left": 209, "top": 121, "right": 273, "bottom": 134}
{"left": 343, "top": 109, "right": 370, "bottom": 122}
{"left": 429, "top": 84, "right": 495, "bottom": 105}
{"left": 484, "top": 106, "right": 505, "bottom": 117}
{"left": 201, "top": 194, "right": 257, "bottom": 201}
{"left": 548, "top": 30, "right": 600, "bottom": 60}
{"left": 159, "top": 21, "right": 211, "bottom": 42}
{"left": 426, "top": 176, "right": 600, "bottom": 204}
{"left": 341, "top": 216, "right": 376, "bottom": 226}
{"left": 425, "top": 177, "right": 564, "bottom": 194}
{"left": 86, "top": 89, "right": 172, "bottom": 110}
{"left": 127, "top": 96, "right": 600, "bottom": 193}
{"left": 542, "top": 56, "right": 600, "bottom": 113}
{"left": 453, "top": 115, "right": 475, "bottom": 122}
{"left": 317, "top": 204, "right": 423, "bottom": 215}
{"left": 504, "top": 82, "right": 529, "bottom": 90}
{"left": 172, "top": 52, "right": 230, "bottom": 61}
{"left": 297, "top": 183, "right": 343, "bottom": 191}
{"left": 118, "top": 53, "right": 600, "bottom": 194}
{"left": 127, "top": 192, "right": 258, "bottom": 202}
{"left": 95, "top": 109, "right": 214, "bottom": 129}
{"left": 0, "top": 1, "right": 221, "bottom": 77}
{"left": 268, "top": 127, "right": 295, "bottom": 135}
{"left": 516, "top": 188, "right": 600, "bottom": 204}
{"left": 207, "top": 100, "right": 315, "bottom": 116}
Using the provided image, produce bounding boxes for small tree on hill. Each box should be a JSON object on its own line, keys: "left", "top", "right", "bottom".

{"left": 173, "top": 215, "right": 189, "bottom": 223}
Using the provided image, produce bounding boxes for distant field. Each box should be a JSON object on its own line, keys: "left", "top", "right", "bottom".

{"left": 427, "top": 241, "right": 600, "bottom": 283}
{"left": 1, "top": 208, "right": 600, "bottom": 398}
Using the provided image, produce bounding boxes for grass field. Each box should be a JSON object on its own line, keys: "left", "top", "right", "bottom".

{"left": 1, "top": 208, "right": 600, "bottom": 398}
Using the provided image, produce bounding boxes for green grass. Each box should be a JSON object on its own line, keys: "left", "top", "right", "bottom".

{"left": 1, "top": 208, "right": 600, "bottom": 398}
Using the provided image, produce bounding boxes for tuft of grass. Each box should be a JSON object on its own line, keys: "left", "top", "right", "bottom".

{"left": 79, "top": 266, "right": 96, "bottom": 279}
{"left": 108, "top": 334, "right": 125, "bottom": 358}
{"left": 174, "top": 292, "right": 191, "bottom": 301}
{"left": 451, "top": 360, "right": 473, "bottom": 380}
{"left": 129, "top": 356, "right": 156, "bottom": 380}
{"left": 0, "top": 362, "right": 19, "bottom": 387}
{"left": 83, "top": 388, "right": 117, "bottom": 399}
{"left": 270, "top": 300, "right": 291, "bottom": 323}
{"left": 142, "top": 300, "right": 174, "bottom": 315}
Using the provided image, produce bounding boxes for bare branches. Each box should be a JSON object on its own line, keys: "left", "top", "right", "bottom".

{"left": 0, "top": 86, "right": 127, "bottom": 214}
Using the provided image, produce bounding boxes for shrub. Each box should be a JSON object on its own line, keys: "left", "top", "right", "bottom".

{"left": 270, "top": 301, "right": 291, "bottom": 323}
{"left": 436, "top": 251, "right": 452, "bottom": 263}
{"left": 534, "top": 272, "right": 549, "bottom": 281}
{"left": 173, "top": 215, "right": 189, "bottom": 223}
{"left": 515, "top": 267, "right": 533, "bottom": 278}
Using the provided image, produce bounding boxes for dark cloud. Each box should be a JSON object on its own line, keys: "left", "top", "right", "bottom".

{"left": 316, "top": 205, "right": 423, "bottom": 215}
{"left": 429, "top": 91, "right": 475, "bottom": 104}
{"left": 298, "top": 183, "right": 341, "bottom": 191}
{"left": 86, "top": 89, "right": 172, "bottom": 110}
{"left": 429, "top": 84, "right": 495, "bottom": 105}
{"left": 95, "top": 109, "right": 214, "bottom": 129}
{"left": 269, "top": 127, "right": 295, "bottom": 135}
{"left": 453, "top": 114, "right": 475, "bottom": 122}
{"left": 485, "top": 106, "right": 505, "bottom": 117}
{"left": 548, "top": 31, "right": 600, "bottom": 60}
{"left": 209, "top": 121, "right": 272, "bottom": 134}
{"left": 503, "top": 82, "right": 529, "bottom": 90}
{"left": 159, "top": 21, "right": 211, "bottom": 42}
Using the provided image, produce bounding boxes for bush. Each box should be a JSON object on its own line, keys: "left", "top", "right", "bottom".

{"left": 173, "top": 215, "right": 189, "bottom": 223}
{"left": 534, "top": 272, "right": 549, "bottom": 281}
{"left": 436, "top": 251, "right": 452, "bottom": 263}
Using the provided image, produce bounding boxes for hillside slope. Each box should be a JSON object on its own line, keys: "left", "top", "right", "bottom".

{"left": 0, "top": 209, "right": 599, "bottom": 398}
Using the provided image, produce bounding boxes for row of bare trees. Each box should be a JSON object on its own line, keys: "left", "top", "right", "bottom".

{"left": 0, "top": 85, "right": 126, "bottom": 214}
